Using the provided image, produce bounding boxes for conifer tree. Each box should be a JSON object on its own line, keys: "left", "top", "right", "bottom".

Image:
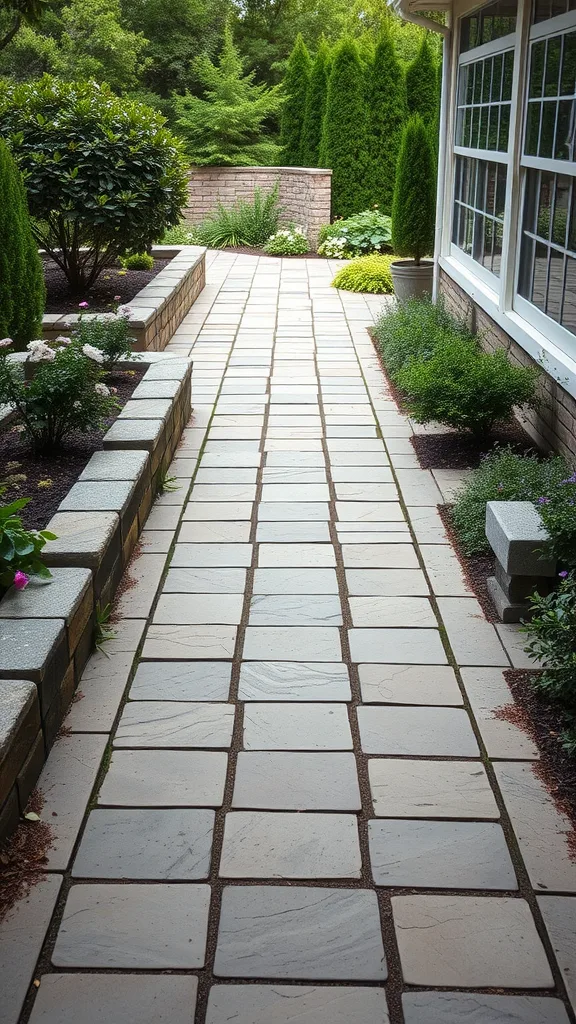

{"left": 406, "top": 35, "right": 438, "bottom": 130}
{"left": 0, "top": 139, "right": 45, "bottom": 350}
{"left": 280, "top": 33, "right": 312, "bottom": 165}
{"left": 300, "top": 38, "right": 329, "bottom": 167}
{"left": 174, "top": 22, "right": 282, "bottom": 165}
{"left": 367, "top": 24, "right": 407, "bottom": 214}
{"left": 391, "top": 114, "right": 436, "bottom": 265}
{"left": 320, "top": 37, "right": 369, "bottom": 217}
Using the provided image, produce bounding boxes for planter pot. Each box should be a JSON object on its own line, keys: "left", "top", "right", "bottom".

{"left": 390, "top": 260, "right": 434, "bottom": 301}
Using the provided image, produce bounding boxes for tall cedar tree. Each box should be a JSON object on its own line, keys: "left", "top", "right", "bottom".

{"left": 367, "top": 25, "right": 407, "bottom": 214}
{"left": 174, "top": 22, "right": 281, "bottom": 165}
{"left": 406, "top": 35, "right": 438, "bottom": 130}
{"left": 300, "top": 37, "right": 329, "bottom": 167}
{"left": 320, "top": 37, "right": 369, "bottom": 217}
{"left": 280, "top": 33, "right": 311, "bottom": 165}
{"left": 0, "top": 138, "right": 45, "bottom": 349}
{"left": 391, "top": 114, "right": 436, "bottom": 264}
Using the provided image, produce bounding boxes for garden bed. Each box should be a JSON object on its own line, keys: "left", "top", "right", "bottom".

{"left": 411, "top": 422, "right": 539, "bottom": 470}
{"left": 43, "top": 258, "right": 172, "bottom": 314}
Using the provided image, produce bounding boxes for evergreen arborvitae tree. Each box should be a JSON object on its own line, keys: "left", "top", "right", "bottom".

{"left": 300, "top": 38, "right": 329, "bottom": 167}
{"left": 367, "top": 24, "right": 407, "bottom": 214}
{"left": 174, "top": 22, "right": 282, "bottom": 165}
{"left": 391, "top": 114, "right": 436, "bottom": 265}
{"left": 320, "top": 37, "right": 369, "bottom": 218}
{"left": 406, "top": 35, "right": 438, "bottom": 131}
{"left": 280, "top": 33, "right": 312, "bottom": 165}
{"left": 0, "top": 139, "right": 45, "bottom": 350}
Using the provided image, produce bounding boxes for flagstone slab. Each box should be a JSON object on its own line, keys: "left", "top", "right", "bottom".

{"left": 153, "top": 593, "right": 244, "bottom": 625}
{"left": 350, "top": 597, "right": 436, "bottom": 628}
{"left": 342, "top": 544, "right": 419, "bottom": 569}
{"left": 369, "top": 820, "right": 516, "bottom": 889}
{"left": 98, "top": 749, "right": 228, "bottom": 806}
{"left": 346, "top": 569, "right": 429, "bottom": 596}
{"left": 142, "top": 625, "right": 237, "bottom": 660}
{"left": 253, "top": 569, "right": 339, "bottom": 594}
{"left": 256, "top": 522, "right": 330, "bottom": 542}
{"left": 239, "top": 662, "right": 350, "bottom": 701}
{"left": 243, "top": 703, "right": 352, "bottom": 750}
{"left": 349, "top": 628, "right": 447, "bottom": 664}
{"left": 359, "top": 664, "right": 462, "bottom": 705}
{"left": 183, "top": 502, "right": 253, "bottom": 520}
{"left": 392, "top": 895, "right": 553, "bottom": 988}
{"left": 130, "top": 661, "right": 231, "bottom": 701}
{"left": 72, "top": 808, "right": 215, "bottom": 879}
{"left": 358, "top": 706, "right": 478, "bottom": 756}
{"left": 461, "top": 668, "right": 539, "bottom": 759}
{"left": 170, "top": 543, "right": 252, "bottom": 567}
{"left": 220, "top": 811, "right": 361, "bottom": 878}
{"left": 205, "top": 985, "right": 389, "bottom": 1024}
{"left": 178, "top": 521, "right": 251, "bottom": 543}
{"left": 28, "top": 975, "right": 198, "bottom": 1024}
{"left": 258, "top": 502, "right": 330, "bottom": 520}
{"left": 214, "top": 886, "right": 386, "bottom": 980}
{"left": 402, "top": 993, "right": 569, "bottom": 1024}
{"left": 163, "top": 568, "right": 247, "bottom": 593}
{"left": 249, "top": 595, "right": 342, "bottom": 627}
{"left": 537, "top": 896, "right": 576, "bottom": 1012}
{"left": 243, "top": 626, "right": 341, "bottom": 661}
{"left": 0, "top": 874, "right": 62, "bottom": 1024}
{"left": 368, "top": 759, "right": 499, "bottom": 819}
{"left": 232, "top": 751, "right": 361, "bottom": 810}
{"left": 52, "top": 883, "right": 211, "bottom": 968}
{"left": 258, "top": 544, "right": 336, "bottom": 568}
{"left": 337, "top": 502, "right": 404, "bottom": 521}
{"left": 437, "top": 597, "right": 509, "bottom": 666}
{"left": 114, "top": 701, "right": 234, "bottom": 748}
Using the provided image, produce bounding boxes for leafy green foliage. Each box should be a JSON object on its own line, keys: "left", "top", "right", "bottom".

{"left": 0, "top": 337, "right": 119, "bottom": 452}
{"left": 72, "top": 309, "right": 137, "bottom": 369}
{"left": 0, "top": 77, "right": 188, "bottom": 293}
{"left": 523, "top": 573, "right": 576, "bottom": 714}
{"left": 367, "top": 25, "right": 406, "bottom": 214}
{"left": 317, "top": 208, "right": 391, "bottom": 257}
{"left": 174, "top": 22, "right": 281, "bottom": 166}
{"left": 160, "top": 222, "right": 201, "bottom": 244}
{"left": 391, "top": 113, "right": 435, "bottom": 264}
{"left": 0, "top": 138, "right": 45, "bottom": 351}
{"left": 121, "top": 252, "right": 154, "bottom": 270}
{"left": 332, "top": 253, "right": 394, "bottom": 293}
{"left": 406, "top": 34, "right": 438, "bottom": 129}
{"left": 451, "top": 447, "right": 569, "bottom": 556}
{"left": 0, "top": 0, "right": 48, "bottom": 53}
{"left": 280, "top": 33, "right": 311, "bottom": 164}
{"left": 300, "top": 37, "right": 329, "bottom": 167}
{"left": 396, "top": 336, "right": 539, "bottom": 438}
{"left": 536, "top": 470, "right": 576, "bottom": 571}
{"left": 0, "top": 495, "right": 54, "bottom": 591}
{"left": 195, "top": 184, "right": 280, "bottom": 247}
{"left": 264, "top": 226, "right": 309, "bottom": 255}
{"left": 373, "top": 296, "right": 472, "bottom": 379}
{"left": 320, "top": 37, "right": 369, "bottom": 217}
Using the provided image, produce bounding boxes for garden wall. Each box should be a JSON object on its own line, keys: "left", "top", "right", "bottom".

{"left": 439, "top": 269, "right": 576, "bottom": 466}
{"left": 185, "top": 167, "right": 332, "bottom": 248}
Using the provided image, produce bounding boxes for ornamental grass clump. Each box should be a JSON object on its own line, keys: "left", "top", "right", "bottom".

{"left": 331, "top": 254, "right": 394, "bottom": 294}
{"left": 195, "top": 184, "right": 280, "bottom": 249}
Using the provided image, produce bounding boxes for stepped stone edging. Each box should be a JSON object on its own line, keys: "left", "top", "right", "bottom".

{"left": 42, "top": 245, "right": 206, "bottom": 353}
{"left": 0, "top": 355, "right": 192, "bottom": 843}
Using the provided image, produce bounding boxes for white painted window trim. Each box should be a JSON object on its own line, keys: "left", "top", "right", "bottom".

{"left": 459, "top": 32, "right": 517, "bottom": 61}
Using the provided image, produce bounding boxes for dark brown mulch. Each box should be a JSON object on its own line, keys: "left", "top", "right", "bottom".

{"left": 505, "top": 669, "right": 576, "bottom": 844}
{"left": 437, "top": 503, "right": 498, "bottom": 621}
{"left": 0, "top": 367, "right": 145, "bottom": 531}
{"left": 0, "top": 790, "right": 54, "bottom": 920}
{"left": 43, "top": 258, "right": 171, "bottom": 314}
{"left": 412, "top": 421, "right": 541, "bottom": 470}
{"left": 222, "top": 245, "right": 320, "bottom": 258}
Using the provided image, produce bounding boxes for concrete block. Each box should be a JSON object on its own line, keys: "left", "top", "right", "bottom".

{"left": 485, "top": 501, "right": 556, "bottom": 576}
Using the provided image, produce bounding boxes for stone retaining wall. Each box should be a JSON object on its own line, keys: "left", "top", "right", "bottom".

{"left": 0, "top": 356, "right": 192, "bottom": 842}
{"left": 439, "top": 269, "right": 576, "bottom": 466}
{"left": 185, "top": 167, "right": 332, "bottom": 248}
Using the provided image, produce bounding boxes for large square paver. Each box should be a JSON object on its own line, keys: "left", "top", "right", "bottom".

{"left": 206, "top": 985, "right": 390, "bottom": 1024}
{"left": 171, "top": 543, "right": 252, "bottom": 567}
{"left": 232, "top": 752, "right": 361, "bottom": 810}
{"left": 359, "top": 664, "right": 461, "bottom": 705}
{"left": 153, "top": 594, "right": 244, "bottom": 625}
{"left": 368, "top": 759, "right": 499, "bottom": 819}
{"left": 357, "top": 706, "right": 478, "bottom": 756}
{"left": 220, "top": 811, "right": 361, "bottom": 878}
{"left": 349, "top": 628, "right": 447, "bottom": 664}
{"left": 346, "top": 569, "right": 429, "bottom": 596}
{"left": 163, "top": 568, "right": 247, "bottom": 593}
{"left": 114, "top": 702, "right": 235, "bottom": 748}
{"left": 249, "top": 595, "right": 342, "bottom": 626}
{"left": 253, "top": 569, "right": 338, "bottom": 594}
{"left": 350, "top": 597, "right": 436, "bottom": 628}
{"left": 342, "top": 544, "right": 418, "bottom": 569}
{"left": 392, "top": 895, "right": 553, "bottom": 988}
{"left": 368, "top": 820, "right": 516, "bottom": 889}
{"left": 258, "top": 544, "right": 336, "bottom": 568}
{"left": 28, "top": 975, "right": 199, "bottom": 1024}
{"left": 243, "top": 627, "right": 341, "bottom": 661}
{"left": 538, "top": 896, "right": 576, "bottom": 1012}
{"left": 72, "top": 809, "right": 214, "bottom": 879}
{"left": 402, "top": 993, "right": 569, "bottom": 1024}
{"left": 142, "top": 625, "right": 236, "bottom": 659}
{"left": 52, "top": 884, "right": 211, "bottom": 968}
{"left": 243, "top": 703, "right": 352, "bottom": 750}
{"left": 98, "top": 750, "right": 227, "bottom": 806}
{"left": 130, "top": 661, "right": 231, "bottom": 701}
{"left": 258, "top": 502, "right": 329, "bottom": 521}
{"left": 214, "top": 886, "right": 386, "bottom": 979}
{"left": 239, "top": 662, "right": 350, "bottom": 701}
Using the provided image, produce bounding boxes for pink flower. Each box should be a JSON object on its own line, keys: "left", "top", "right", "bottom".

{"left": 78, "top": 301, "right": 89, "bottom": 309}
{"left": 0, "top": 337, "right": 13, "bottom": 348}
{"left": 559, "top": 570, "right": 569, "bottom": 578}
{"left": 113, "top": 295, "right": 121, "bottom": 301}
{"left": 14, "top": 571, "right": 29, "bottom": 591}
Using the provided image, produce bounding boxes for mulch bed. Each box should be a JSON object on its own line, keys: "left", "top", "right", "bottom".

{"left": 0, "top": 367, "right": 145, "bottom": 531}
{"left": 43, "top": 257, "right": 171, "bottom": 314}
{"left": 412, "top": 421, "right": 540, "bottom": 470}
{"left": 0, "top": 790, "right": 54, "bottom": 919}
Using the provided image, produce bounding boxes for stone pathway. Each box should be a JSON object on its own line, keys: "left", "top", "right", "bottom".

{"left": 2, "top": 251, "right": 576, "bottom": 1024}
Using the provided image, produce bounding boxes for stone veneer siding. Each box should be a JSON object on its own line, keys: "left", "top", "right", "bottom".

{"left": 185, "top": 167, "right": 332, "bottom": 248}
{"left": 439, "top": 268, "right": 576, "bottom": 466}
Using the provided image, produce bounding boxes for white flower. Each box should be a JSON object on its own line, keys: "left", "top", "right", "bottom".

{"left": 82, "top": 343, "right": 104, "bottom": 364}
{"left": 95, "top": 382, "right": 110, "bottom": 396}
{"left": 117, "top": 305, "right": 132, "bottom": 318}
{"left": 27, "top": 340, "right": 56, "bottom": 362}
{"left": 0, "top": 337, "right": 13, "bottom": 348}
{"left": 73, "top": 400, "right": 82, "bottom": 409}
{"left": 55, "top": 335, "right": 72, "bottom": 345}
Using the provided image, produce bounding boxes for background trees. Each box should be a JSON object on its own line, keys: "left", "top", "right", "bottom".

{"left": 367, "top": 25, "right": 406, "bottom": 213}
{"left": 320, "top": 37, "right": 369, "bottom": 217}
{"left": 300, "top": 36, "right": 329, "bottom": 167}
{"left": 0, "top": 138, "right": 45, "bottom": 348}
{"left": 279, "top": 33, "right": 311, "bottom": 165}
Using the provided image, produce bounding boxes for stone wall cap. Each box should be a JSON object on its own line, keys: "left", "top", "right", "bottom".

{"left": 0, "top": 618, "right": 66, "bottom": 678}
{"left": 189, "top": 165, "right": 332, "bottom": 176}
{"left": 58, "top": 479, "right": 137, "bottom": 514}
{"left": 79, "top": 450, "right": 149, "bottom": 483}
{"left": 103, "top": 418, "right": 164, "bottom": 450}
{"left": 0, "top": 679, "right": 38, "bottom": 754}
{"left": 119, "top": 398, "right": 172, "bottom": 421}
{"left": 0, "top": 567, "right": 92, "bottom": 624}
{"left": 42, "top": 511, "right": 119, "bottom": 567}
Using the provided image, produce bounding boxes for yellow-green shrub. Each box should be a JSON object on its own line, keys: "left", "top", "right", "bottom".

{"left": 331, "top": 254, "right": 395, "bottom": 294}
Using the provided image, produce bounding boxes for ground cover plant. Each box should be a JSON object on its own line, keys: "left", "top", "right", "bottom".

{"left": 264, "top": 227, "right": 309, "bottom": 256}
{"left": 332, "top": 254, "right": 394, "bottom": 293}
{"left": 318, "top": 209, "right": 392, "bottom": 258}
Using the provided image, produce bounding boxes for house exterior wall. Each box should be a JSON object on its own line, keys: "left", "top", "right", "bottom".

{"left": 184, "top": 167, "right": 332, "bottom": 247}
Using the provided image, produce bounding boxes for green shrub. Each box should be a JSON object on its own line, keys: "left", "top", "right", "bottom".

{"left": 301, "top": 38, "right": 330, "bottom": 167}
{"left": 406, "top": 35, "right": 439, "bottom": 131}
{"left": 196, "top": 185, "right": 280, "bottom": 248}
{"left": 71, "top": 308, "right": 137, "bottom": 369}
{"left": 332, "top": 254, "right": 394, "bottom": 294}
{"left": 451, "top": 447, "right": 569, "bottom": 556}
{"left": 536, "top": 470, "right": 576, "bottom": 570}
{"left": 160, "top": 223, "right": 202, "bottom": 245}
{"left": 318, "top": 209, "right": 392, "bottom": 258}
{"left": 0, "top": 495, "right": 55, "bottom": 593}
{"left": 0, "top": 76, "right": 188, "bottom": 293}
{"left": 0, "top": 139, "right": 45, "bottom": 351}
{"left": 523, "top": 573, "right": 576, "bottom": 717}
{"left": 373, "top": 296, "right": 473, "bottom": 379}
{"left": 264, "top": 227, "right": 309, "bottom": 256}
{"left": 396, "top": 336, "right": 539, "bottom": 438}
{"left": 367, "top": 25, "right": 407, "bottom": 214}
{"left": 121, "top": 252, "right": 154, "bottom": 271}
{"left": 280, "top": 33, "right": 312, "bottom": 165}
{"left": 320, "top": 38, "right": 370, "bottom": 218}
{"left": 0, "top": 338, "right": 119, "bottom": 453}
{"left": 391, "top": 114, "right": 436, "bottom": 264}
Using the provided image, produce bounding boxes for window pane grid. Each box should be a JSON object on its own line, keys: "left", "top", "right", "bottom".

{"left": 519, "top": 169, "right": 576, "bottom": 330}
{"left": 456, "top": 50, "right": 514, "bottom": 150}
{"left": 525, "top": 30, "right": 576, "bottom": 160}
{"left": 452, "top": 155, "right": 506, "bottom": 275}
